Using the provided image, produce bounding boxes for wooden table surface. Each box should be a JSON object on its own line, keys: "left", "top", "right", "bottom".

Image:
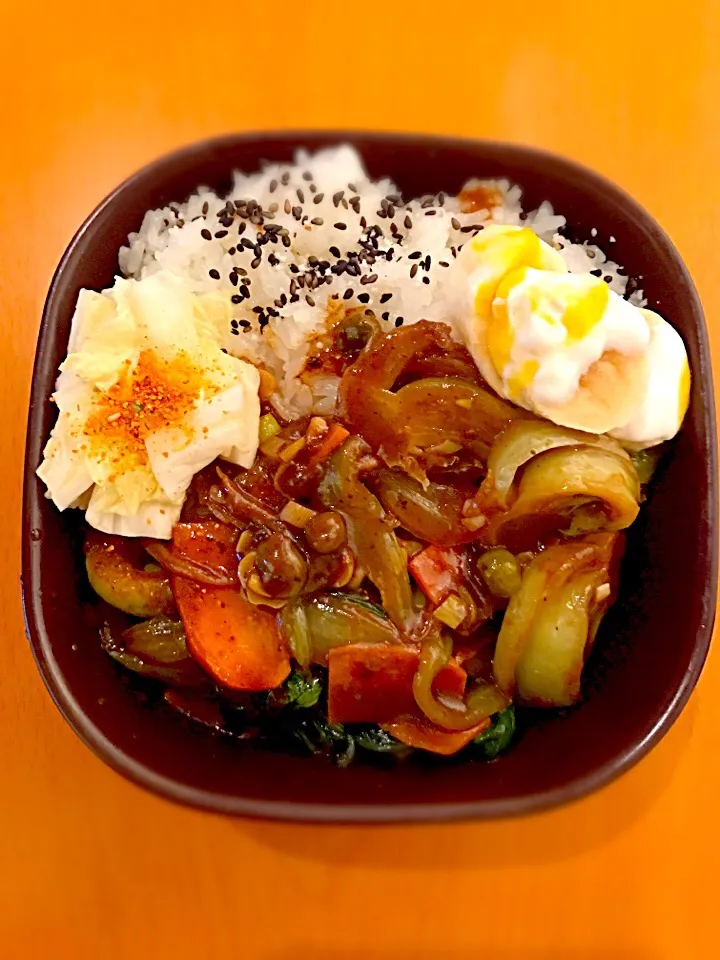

{"left": 2, "top": 2, "right": 719, "bottom": 957}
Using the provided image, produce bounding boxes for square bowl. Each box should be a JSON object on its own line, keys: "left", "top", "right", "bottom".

{"left": 21, "top": 132, "right": 718, "bottom": 821}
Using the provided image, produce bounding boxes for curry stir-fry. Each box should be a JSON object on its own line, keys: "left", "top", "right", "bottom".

{"left": 89, "top": 312, "right": 650, "bottom": 763}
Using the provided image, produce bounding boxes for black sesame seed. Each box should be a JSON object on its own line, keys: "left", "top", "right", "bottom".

{"left": 268, "top": 202, "right": 279, "bottom": 214}
{"left": 231, "top": 329, "right": 239, "bottom": 335}
{"left": 254, "top": 244, "right": 262, "bottom": 257}
{"left": 380, "top": 292, "right": 392, "bottom": 304}
{"left": 240, "top": 285, "right": 250, "bottom": 298}
{"left": 334, "top": 222, "right": 347, "bottom": 230}
{"left": 359, "top": 216, "right": 367, "bottom": 229}
{"left": 313, "top": 193, "right": 325, "bottom": 205}
{"left": 250, "top": 214, "right": 263, "bottom": 225}
{"left": 309, "top": 183, "right": 317, "bottom": 194}
{"left": 332, "top": 191, "right": 343, "bottom": 207}
{"left": 231, "top": 294, "right": 242, "bottom": 304}
{"left": 252, "top": 306, "right": 263, "bottom": 314}
{"left": 590, "top": 268, "right": 603, "bottom": 277}
{"left": 214, "top": 229, "right": 228, "bottom": 239}
{"left": 290, "top": 279, "right": 297, "bottom": 296}
{"left": 410, "top": 264, "right": 419, "bottom": 279}
{"left": 240, "top": 237, "right": 253, "bottom": 250}
{"left": 282, "top": 234, "right": 291, "bottom": 248}
{"left": 361, "top": 273, "right": 378, "bottom": 285}
{"left": 305, "top": 295, "right": 315, "bottom": 306}
{"left": 408, "top": 251, "right": 422, "bottom": 259}
{"left": 201, "top": 228, "right": 212, "bottom": 241}
{"left": 230, "top": 273, "right": 239, "bottom": 287}
{"left": 404, "top": 215, "right": 413, "bottom": 230}
{"left": 251, "top": 257, "right": 261, "bottom": 269}
{"left": 292, "top": 205, "right": 302, "bottom": 219}
{"left": 269, "top": 179, "right": 278, "bottom": 193}
{"left": 201, "top": 201, "right": 209, "bottom": 216}
{"left": 439, "top": 261, "right": 449, "bottom": 267}
{"left": 424, "top": 256, "right": 431, "bottom": 270}
{"left": 284, "top": 199, "right": 292, "bottom": 215}
{"left": 451, "top": 217, "right": 461, "bottom": 231}
{"left": 208, "top": 268, "right": 220, "bottom": 280}
{"left": 281, "top": 172, "right": 290, "bottom": 185}
{"left": 268, "top": 253, "right": 280, "bottom": 266}
{"left": 341, "top": 198, "right": 349, "bottom": 210}
{"left": 386, "top": 247, "right": 395, "bottom": 260}
{"left": 422, "top": 276, "right": 430, "bottom": 285}
{"left": 604, "top": 275, "right": 613, "bottom": 283}
{"left": 425, "top": 209, "right": 437, "bottom": 216}
{"left": 348, "top": 182, "right": 358, "bottom": 192}
{"left": 311, "top": 217, "right": 324, "bottom": 226}
{"left": 421, "top": 197, "right": 435, "bottom": 209}
{"left": 358, "top": 293, "right": 370, "bottom": 304}
{"left": 302, "top": 171, "right": 313, "bottom": 181}
{"left": 395, "top": 316, "right": 404, "bottom": 327}
{"left": 238, "top": 222, "right": 246, "bottom": 235}
{"left": 343, "top": 288, "right": 354, "bottom": 300}
{"left": 387, "top": 204, "right": 396, "bottom": 218}
{"left": 296, "top": 188, "right": 305, "bottom": 204}
{"left": 382, "top": 311, "right": 390, "bottom": 321}
{"left": 330, "top": 246, "right": 341, "bottom": 258}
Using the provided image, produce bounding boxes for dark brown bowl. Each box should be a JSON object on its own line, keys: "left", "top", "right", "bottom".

{"left": 21, "top": 132, "right": 718, "bottom": 822}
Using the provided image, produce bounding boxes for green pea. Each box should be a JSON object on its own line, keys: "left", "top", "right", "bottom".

{"left": 476, "top": 548, "right": 522, "bottom": 598}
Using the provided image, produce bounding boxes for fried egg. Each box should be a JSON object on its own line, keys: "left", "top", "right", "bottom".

{"left": 454, "top": 225, "right": 690, "bottom": 447}
{"left": 37, "top": 272, "right": 260, "bottom": 538}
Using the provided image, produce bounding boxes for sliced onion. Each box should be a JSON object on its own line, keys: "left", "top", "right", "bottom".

{"left": 372, "top": 469, "right": 479, "bottom": 547}
{"left": 493, "top": 533, "right": 623, "bottom": 706}
{"left": 339, "top": 320, "right": 521, "bottom": 480}
{"left": 279, "top": 593, "right": 399, "bottom": 667}
{"left": 101, "top": 617, "right": 210, "bottom": 687}
{"left": 144, "top": 540, "right": 236, "bottom": 586}
{"left": 484, "top": 421, "right": 629, "bottom": 508}
{"left": 413, "top": 630, "right": 508, "bottom": 731}
{"left": 318, "top": 436, "right": 416, "bottom": 631}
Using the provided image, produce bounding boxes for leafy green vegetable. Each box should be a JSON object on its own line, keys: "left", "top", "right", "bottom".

{"left": 473, "top": 705, "right": 516, "bottom": 760}
{"left": 286, "top": 671, "right": 323, "bottom": 708}
{"left": 354, "top": 727, "right": 408, "bottom": 755}
{"left": 293, "top": 718, "right": 356, "bottom": 767}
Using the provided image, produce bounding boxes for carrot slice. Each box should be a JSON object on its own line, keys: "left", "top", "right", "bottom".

{"left": 174, "top": 579, "right": 290, "bottom": 690}
{"left": 327, "top": 643, "right": 466, "bottom": 725}
{"left": 308, "top": 423, "right": 350, "bottom": 467}
{"left": 381, "top": 715, "right": 490, "bottom": 756}
{"left": 172, "top": 521, "right": 238, "bottom": 570}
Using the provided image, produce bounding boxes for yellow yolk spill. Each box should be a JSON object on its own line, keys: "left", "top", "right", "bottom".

{"left": 561, "top": 281, "right": 609, "bottom": 339}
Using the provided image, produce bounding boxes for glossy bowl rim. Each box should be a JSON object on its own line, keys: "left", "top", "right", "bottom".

{"left": 21, "top": 130, "right": 718, "bottom": 822}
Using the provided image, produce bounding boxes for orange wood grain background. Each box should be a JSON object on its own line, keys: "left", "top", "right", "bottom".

{"left": 2, "top": 2, "right": 719, "bottom": 957}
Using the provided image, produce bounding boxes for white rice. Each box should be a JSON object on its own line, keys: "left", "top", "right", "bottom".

{"left": 118, "top": 145, "right": 643, "bottom": 418}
